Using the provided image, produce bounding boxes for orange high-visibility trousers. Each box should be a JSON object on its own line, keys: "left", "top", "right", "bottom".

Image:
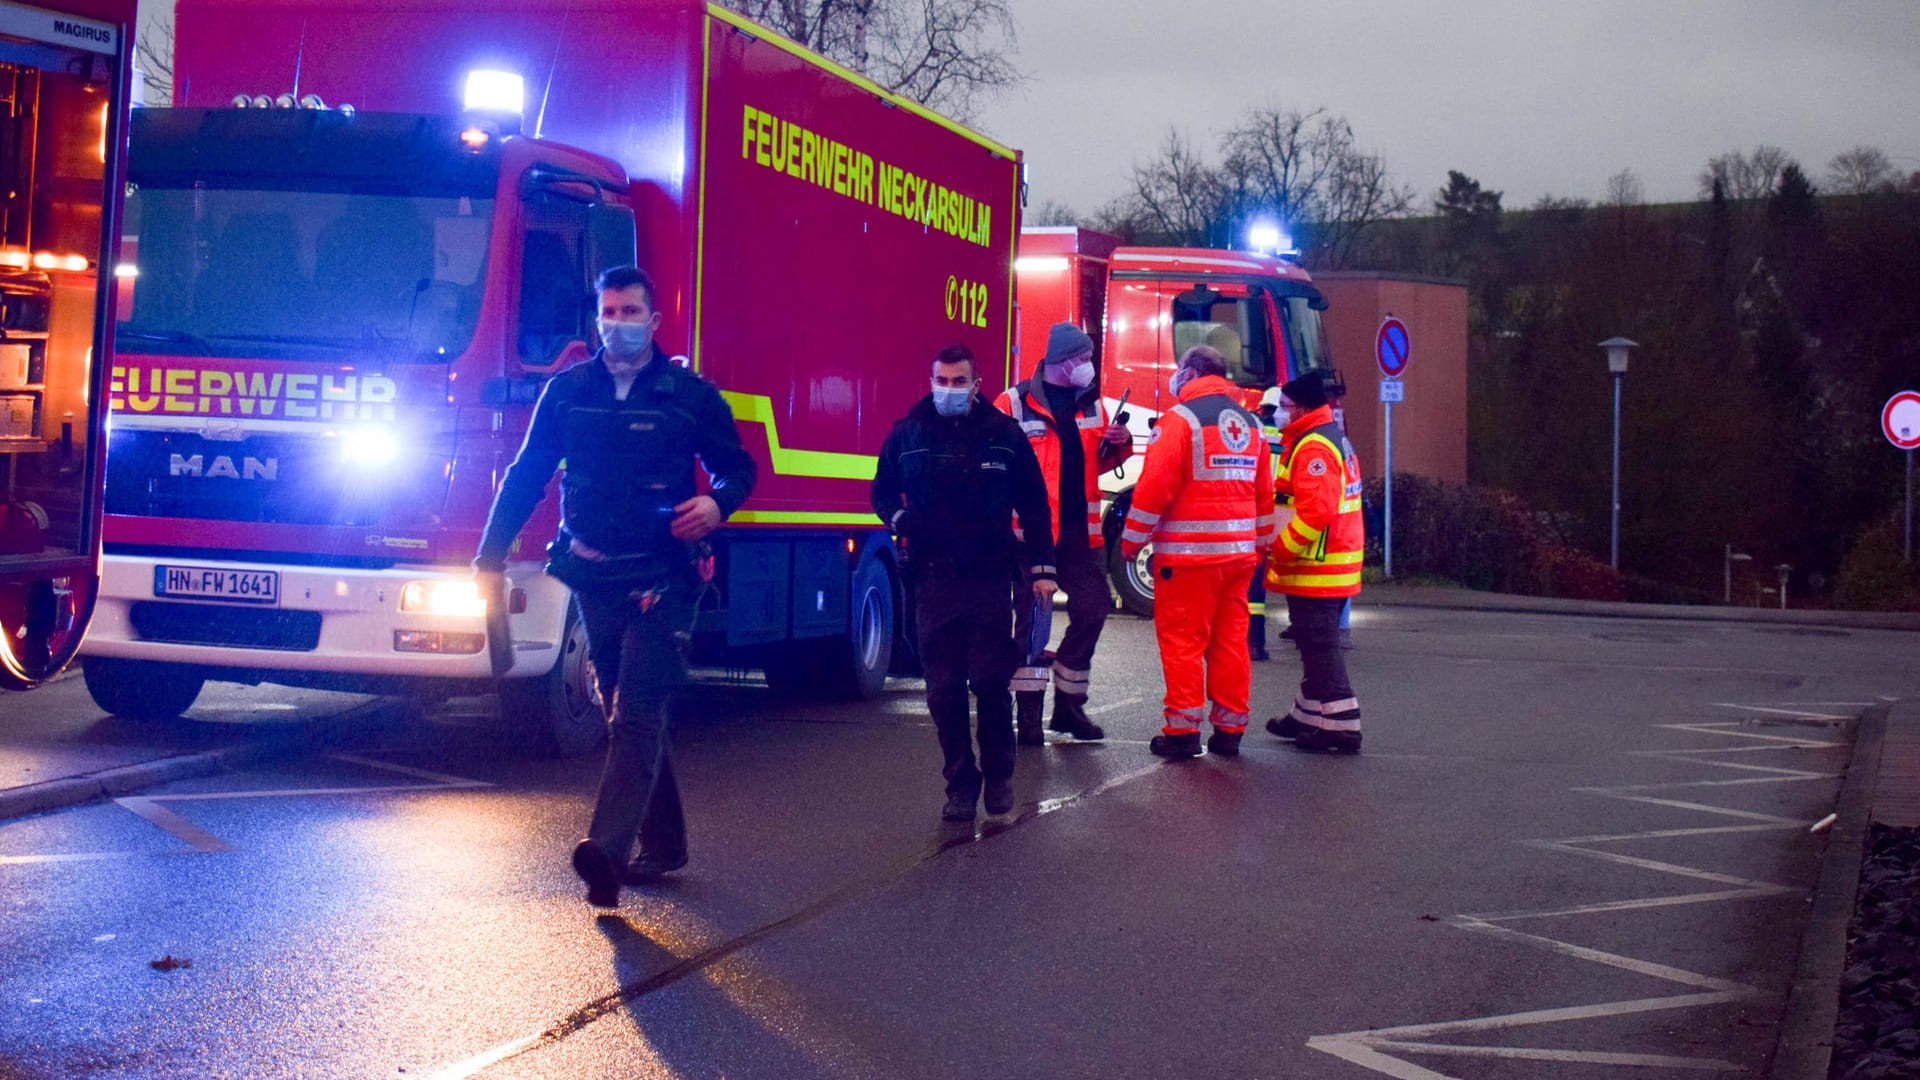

{"left": 1152, "top": 559, "right": 1257, "bottom": 734}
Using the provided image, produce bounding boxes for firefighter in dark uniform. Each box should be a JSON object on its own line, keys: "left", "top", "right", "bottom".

{"left": 474, "top": 265, "right": 756, "bottom": 907}
{"left": 871, "top": 344, "right": 1057, "bottom": 822}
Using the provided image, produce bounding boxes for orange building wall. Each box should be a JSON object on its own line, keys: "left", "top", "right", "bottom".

{"left": 1314, "top": 273, "right": 1469, "bottom": 486}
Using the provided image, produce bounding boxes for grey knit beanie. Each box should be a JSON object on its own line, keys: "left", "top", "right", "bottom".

{"left": 1041, "top": 322, "right": 1095, "bottom": 366}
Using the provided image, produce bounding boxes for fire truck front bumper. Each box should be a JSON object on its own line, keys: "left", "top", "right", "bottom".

{"left": 82, "top": 554, "right": 573, "bottom": 681}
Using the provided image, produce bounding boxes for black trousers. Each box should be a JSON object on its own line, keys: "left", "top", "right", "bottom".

{"left": 1285, "top": 594, "right": 1353, "bottom": 705}
{"left": 576, "top": 580, "right": 691, "bottom": 865}
{"left": 915, "top": 571, "right": 1019, "bottom": 798}
{"left": 1012, "top": 540, "right": 1109, "bottom": 697}
{"left": 1247, "top": 552, "right": 1270, "bottom": 647}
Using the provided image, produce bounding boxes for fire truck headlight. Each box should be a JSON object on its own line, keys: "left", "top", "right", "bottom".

{"left": 400, "top": 580, "right": 488, "bottom": 617}
{"left": 340, "top": 427, "right": 400, "bottom": 466}
{"left": 463, "top": 70, "right": 525, "bottom": 118}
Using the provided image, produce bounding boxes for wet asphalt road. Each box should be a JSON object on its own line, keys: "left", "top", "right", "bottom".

{"left": 0, "top": 606, "right": 1911, "bottom": 1079}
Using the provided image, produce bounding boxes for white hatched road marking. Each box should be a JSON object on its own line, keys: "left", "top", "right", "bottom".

{"left": 1308, "top": 704, "right": 1852, "bottom": 1076}
{"left": 0, "top": 754, "right": 489, "bottom": 861}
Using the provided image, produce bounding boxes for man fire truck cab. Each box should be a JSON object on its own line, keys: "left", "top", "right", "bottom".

{"left": 80, "top": 0, "right": 1022, "bottom": 750}
{"left": 0, "top": 0, "right": 135, "bottom": 691}
{"left": 1014, "top": 226, "right": 1333, "bottom": 616}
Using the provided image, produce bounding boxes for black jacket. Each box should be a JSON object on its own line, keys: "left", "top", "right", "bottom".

{"left": 870, "top": 395, "right": 1056, "bottom": 580}
{"left": 474, "top": 346, "right": 756, "bottom": 571}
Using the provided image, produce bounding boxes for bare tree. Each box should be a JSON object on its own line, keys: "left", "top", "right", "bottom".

{"left": 1604, "top": 168, "right": 1644, "bottom": 207}
{"left": 718, "top": 0, "right": 1017, "bottom": 120}
{"left": 1117, "top": 105, "right": 1413, "bottom": 265}
{"left": 1024, "top": 199, "right": 1080, "bottom": 228}
{"left": 1697, "top": 146, "right": 1796, "bottom": 201}
{"left": 135, "top": 15, "right": 174, "bottom": 105}
{"left": 1826, "top": 146, "right": 1895, "bottom": 196}
{"left": 1126, "top": 129, "right": 1227, "bottom": 247}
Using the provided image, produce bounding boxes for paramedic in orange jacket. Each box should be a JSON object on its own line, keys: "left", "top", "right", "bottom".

{"left": 1263, "top": 372, "right": 1365, "bottom": 753}
{"left": 995, "top": 323, "right": 1133, "bottom": 745}
{"left": 1119, "top": 346, "right": 1275, "bottom": 759}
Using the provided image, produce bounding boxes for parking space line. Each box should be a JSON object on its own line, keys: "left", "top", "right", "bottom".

{"left": 1308, "top": 699, "right": 1854, "bottom": 1077}
{"left": 115, "top": 797, "right": 232, "bottom": 854}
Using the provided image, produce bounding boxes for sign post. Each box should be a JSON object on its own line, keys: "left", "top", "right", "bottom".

{"left": 1376, "top": 316, "right": 1410, "bottom": 578}
{"left": 1884, "top": 391, "right": 1920, "bottom": 561}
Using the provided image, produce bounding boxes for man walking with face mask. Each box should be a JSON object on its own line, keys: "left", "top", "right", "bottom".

{"left": 475, "top": 265, "right": 755, "bottom": 907}
{"left": 994, "top": 323, "right": 1132, "bottom": 745}
{"left": 872, "top": 345, "right": 1057, "bottom": 821}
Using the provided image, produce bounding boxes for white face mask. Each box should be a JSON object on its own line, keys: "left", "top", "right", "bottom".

{"left": 597, "top": 318, "right": 655, "bottom": 363}
{"left": 1066, "top": 360, "right": 1096, "bottom": 388}
{"left": 932, "top": 385, "right": 974, "bottom": 417}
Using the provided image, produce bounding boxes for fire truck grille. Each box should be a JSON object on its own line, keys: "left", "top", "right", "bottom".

{"left": 129, "top": 602, "right": 323, "bottom": 651}
{"left": 105, "top": 429, "right": 448, "bottom": 529}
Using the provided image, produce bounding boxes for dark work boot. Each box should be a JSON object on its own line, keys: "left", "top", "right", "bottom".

{"left": 1266, "top": 715, "right": 1312, "bottom": 740}
{"left": 1149, "top": 732, "right": 1203, "bottom": 759}
{"left": 623, "top": 849, "right": 688, "bottom": 885}
{"left": 1048, "top": 692, "right": 1105, "bottom": 741}
{"left": 1016, "top": 691, "right": 1046, "bottom": 746}
{"left": 1248, "top": 638, "right": 1270, "bottom": 662}
{"left": 942, "top": 791, "right": 978, "bottom": 821}
{"left": 1294, "top": 726, "right": 1362, "bottom": 754}
{"left": 983, "top": 776, "right": 1015, "bottom": 816}
{"left": 571, "top": 839, "right": 621, "bottom": 908}
{"left": 1206, "top": 729, "right": 1243, "bottom": 756}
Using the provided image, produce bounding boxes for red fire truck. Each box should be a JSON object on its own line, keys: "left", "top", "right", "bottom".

{"left": 80, "top": 0, "right": 1020, "bottom": 749}
{"left": 1014, "top": 226, "right": 1333, "bottom": 615}
{"left": 0, "top": 0, "right": 135, "bottom": 691}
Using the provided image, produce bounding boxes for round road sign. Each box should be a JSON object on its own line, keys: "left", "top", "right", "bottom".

{"left": 1376, "top": 317, "right": 1410, "bottom": 378}
{"left": 1884, "top": 390, "right": 1920, "bottom": 450}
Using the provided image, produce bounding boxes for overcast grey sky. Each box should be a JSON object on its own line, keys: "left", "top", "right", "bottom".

{"left": 973, "top": 1, "right": 1920, "bottom": 217}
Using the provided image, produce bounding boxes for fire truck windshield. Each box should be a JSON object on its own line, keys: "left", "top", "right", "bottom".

{"left": 117, "top": 185, "right": 494, "bottom": 362}
{"left": 1277, "top": 293, "right": 1331, "bottom": 378}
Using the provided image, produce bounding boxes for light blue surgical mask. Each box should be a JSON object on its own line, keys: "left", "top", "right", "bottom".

{"left": 932, "top": 385, "right": 974, "bottom": 417}
{"left": 597, "top": 318, "right": 655, "bottom": 361}
{"left": 1169, "top": 367, "right": 1195, "bottom": 398}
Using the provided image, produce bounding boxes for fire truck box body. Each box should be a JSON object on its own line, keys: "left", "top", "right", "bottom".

{"left": 83, "top": 0, "right": 1021, "bottom": 745}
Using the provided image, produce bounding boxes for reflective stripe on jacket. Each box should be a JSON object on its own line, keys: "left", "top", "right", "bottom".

{"left": 1267, "top": 404, "right": 1363, "bottom": 597}
{"left": 996, "top": 376, "right": 1132, "bottom": 548}
{"left": 1119, "top": 374, "right": 1275, "bottom": 567}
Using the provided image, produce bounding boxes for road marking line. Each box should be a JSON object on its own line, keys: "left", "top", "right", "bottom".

{"left": 1711, "top": 703, "right": 1850, "bottom": 720}
{"left": 115, "top": 797, "right": 231, "bottom": 854}
{"left": 1084, "top": 696, "right": 1145, "bottom": 716}
{"left": 1308, "top": 700, "right": 1854, "bottom": 1076}
{"left": 328, "top": 753, "right": 495, "bottom": 788}
{"left": 1363, "top": 1040, "right": 1744, "bottom": 1070}
{"left": 0, "top": 851, "right": 135, "bottom": 865}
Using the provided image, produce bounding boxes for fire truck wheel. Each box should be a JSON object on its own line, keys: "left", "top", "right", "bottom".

{"left": 833, "top": 555, "right": 895, "bottom": 699}
{"left": 1108, "top": 541, "right": 1156, "bottom": 619}
{"left": 81, "top": 657, "right": 204, "bottom": 721}
{"left": 500, "top": 601, "right": 605, "bottom": 758}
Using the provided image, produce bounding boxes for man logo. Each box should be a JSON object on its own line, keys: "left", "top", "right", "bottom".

{"left": 170, "top": 453, "right": 278, "bottom": 480}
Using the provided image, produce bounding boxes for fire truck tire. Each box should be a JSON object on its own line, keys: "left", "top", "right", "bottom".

{"left": 1108, "top": 541, "right": 1156, "bottom": 619}
{"left": 81, "top": 658, "right": 204, "bottom": 721}
{"left": 500, "top": 600, "right": 605, "bottom": 758}
{"left": 832, "top": 555, "right": 895, "bottom": 699}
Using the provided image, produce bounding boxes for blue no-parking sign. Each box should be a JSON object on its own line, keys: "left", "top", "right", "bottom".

{"left": 1376, "top": 316, "right": 1410, "bottom": 378}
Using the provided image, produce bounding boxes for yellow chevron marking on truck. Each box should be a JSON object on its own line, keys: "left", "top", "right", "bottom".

{"left": 730, "top": 510, "right": 876, "bottom": 525}
{"left": 721, "top": 391, "right": 877, "bottom": 480}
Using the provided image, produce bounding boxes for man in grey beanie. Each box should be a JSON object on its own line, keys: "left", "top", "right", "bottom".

{"left": 994, "top": 322, "right": 1134, "bottom": 744}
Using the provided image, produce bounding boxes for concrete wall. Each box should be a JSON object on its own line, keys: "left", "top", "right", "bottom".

{"left": 1314, "top": 273, "right": 1469, "bottom": 486}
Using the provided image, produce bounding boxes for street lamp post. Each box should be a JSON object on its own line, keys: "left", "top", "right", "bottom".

{"left": 1724, "top": 544, "right": 1752, "bottom": 604}
{"left": 1775, "top": 563, "right": 1793, "bottom": 610}
{"left": 1598, "top": 337, "right": 1639, "bottom": 571}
